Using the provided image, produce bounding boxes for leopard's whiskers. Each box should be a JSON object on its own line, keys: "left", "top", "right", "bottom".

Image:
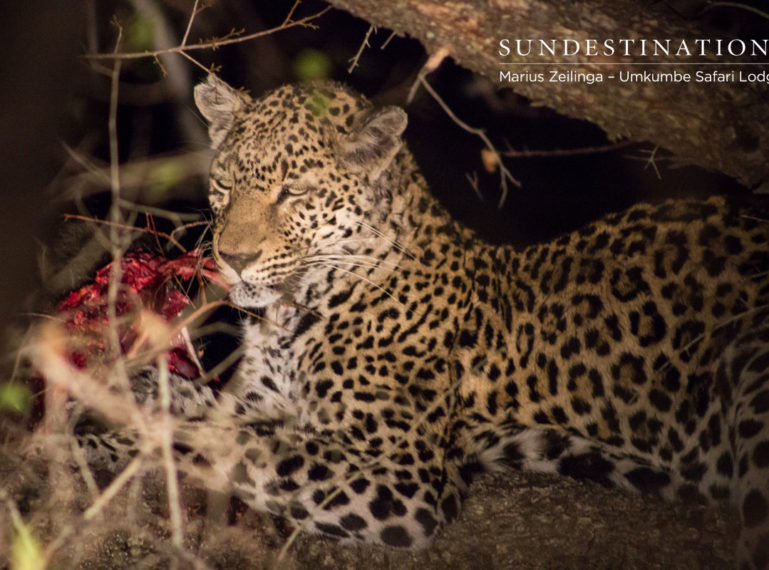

{"left": 301, "top": 253, "right": 403, "bottom": 271}
{"left": 299, "top": 259, "right": 404, "bottom": 306}
{"left": 354, "top": 221, "right": 414, "bottom": 259}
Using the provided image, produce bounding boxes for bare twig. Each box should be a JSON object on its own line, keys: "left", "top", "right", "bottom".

{"left": 178, "top": 49, "right": 212, "bottom": 75}
{"left": 83, "top": 457, "right": 144, "bottom": 522}
{"left": 407, "top": 48, "right": 520, "bottom": 206}
{"left": 31, "top": 326, "right": 144, "bottom": 429}
{"left": 180, "top": 0, "right": 202, "bottom": 47}
{"left": 85, "top": 6, "right": 332, "bottom": 61}
{"left": 107, "top": 27, "right": 123, "bottom": 209}
{"left": 380, "top": 31, "right": 397, "bottom": 50}
{"left": 40, "top": 444, "right": 143, "bottom": 561}
{"left": 503, "top": 140, "right": 633, "bottom": 158}
{"left": 157, "top": 354, "right": 184, "bottom": 552}
{"left": 418, "top": 75, "right": 521, "bottom": 207}
{"left": 170, "top": 220, "right": 211, "bottom": 244}
{"left": 632, "top": 145, "right": 663, "bottom": 180}
{"left": 406, "top": 47, "right": 450, "bottom": 105}
{"left": 706, "top": 2, "right": 769, "bottom": 20}
{"left": 63, "top": 214, "right": 187, "bottom": 253}
{"left": 69, "top": 437, "right": 100, "bottom": 501}
{"left": 130, "top": 0, "right": 208, "bottom": 146}
{"left": 348, "top": 25, "right": 376, "bottom": 74}
{"left": 117, "top": 200, "right": 202, "bottom": 223}
{"left": 60, "top": 148, "right": 214, "bottom": 206}
{"left": 465, "top": 171, "right": 483, "bottom": 201}
{"left": 645, "top": 147, "right": 662, "bottom": 179}
{"left": 106, "top": 22, "right": 131, "bottom": 388}
{"left": 282, "top": 0, "right": 303, "bottom": 24}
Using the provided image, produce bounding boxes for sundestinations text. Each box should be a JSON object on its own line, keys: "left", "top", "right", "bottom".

{"left": 498, "top": 38, "right": 769, "bottom": 58}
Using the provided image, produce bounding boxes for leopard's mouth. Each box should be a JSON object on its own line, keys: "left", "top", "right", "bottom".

{"left": 270, "top": 266, "right": 307, "bottom": 295}
{"left": 226, "top": 264, "right": 310, "bottom": 309}
{"left": 227, "top": 280, "right": 283, "bottom": 309}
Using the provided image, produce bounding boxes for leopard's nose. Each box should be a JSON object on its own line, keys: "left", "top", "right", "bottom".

{"left": 218, "top": 251, "right": 259, "bottom": 274}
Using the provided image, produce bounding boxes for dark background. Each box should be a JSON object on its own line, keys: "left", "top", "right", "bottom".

{"left": 0, "top": 0, "right": 753, "bottom": 363}
{"left": 0, "top": 2, "right": 81, "bottom": 348}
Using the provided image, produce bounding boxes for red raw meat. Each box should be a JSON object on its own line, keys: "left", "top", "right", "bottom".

{"left": 57, "top": 249, "right": 224, "bottom": 378}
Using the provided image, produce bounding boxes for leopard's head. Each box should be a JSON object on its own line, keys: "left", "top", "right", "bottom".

{"left": 194, "top": 77, "right": 408, "bottom": 308}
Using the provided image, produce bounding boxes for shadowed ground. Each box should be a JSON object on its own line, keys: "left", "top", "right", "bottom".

{"left": 6, "top": 463, "right": 732, "bottom": 569}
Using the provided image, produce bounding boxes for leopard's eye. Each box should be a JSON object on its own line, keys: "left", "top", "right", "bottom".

{"left": 209, "top": 175, "right": 233, "bottom": 214}
{"left": 211, "top": 181, "right": 233, "bottom": 200}
{"left": 214, "top": 178, "right": 233, "bottom": 190}
{"left": 276, "top": 183, "right": 309, "bottom": 204}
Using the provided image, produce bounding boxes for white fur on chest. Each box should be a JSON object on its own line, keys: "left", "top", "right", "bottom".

{"left": 220, "top": 303, "right": 304, "bottom": 419}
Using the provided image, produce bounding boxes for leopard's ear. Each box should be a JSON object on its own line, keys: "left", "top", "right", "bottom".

{"left": 339, "top": 106, "right": 408, "bottom": 183}
{"left": 194, "top": 76, "right": 251, "bottom": 149}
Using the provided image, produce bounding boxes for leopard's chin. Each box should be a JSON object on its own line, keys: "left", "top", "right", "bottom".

{"left": 228, "top": 281, "right": 284, "bottom": 309}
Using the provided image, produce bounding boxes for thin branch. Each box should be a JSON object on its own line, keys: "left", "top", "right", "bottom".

{"left": 61, "top": 146, "right": 214, "bottom": 201}
{"left": 282, "top": 0, "right": 303, "bottom": 25}
{"left": 84, "top": 0, "right": 98, "bottom": 54}
{"left": 706, "top": 2, "right": 769, "bottom": 20}
{"left": 179, "top": 49, "right": 212, "bottom": 75}
{"left": 63, "top": 214, "right": 187, "bottom": 252}
{"left": 418, "top": 75, "right": 521, "bottom": 207}
{"left": 106, "top": 21, "right": 132, "bottom": 391}
{"left": 69, "top": 437, "right": 100, "bottom": 501}
{"left": 180, "top": 0, "right": 202, "bottom": 47}
{"left": 108, "top": 26, "right": 123, "bottom": 208}
{"left": 503, "top": 140, "right": 634, "bottom": 158}
{"left": 43, "top": 455, "right": 144, "bottom": 560}
{"left": 157, "top": 355, "right": 184, "bottom": 551}
{"left": 634, "top": 145, "right": 663, "bottom": 180}
{"left": 348, "top": 25, "right": 375, "bottom": 74}
{"left": 85, "top": 6, "right": 332, "bottom": 61}
{"left": 380, "top": 31, "right": 397, "bottom": 50}
{"left": 117, "top": 200, "right": 202, "bottom": 223}
{"left": 170, "top": 220, "right": 211, "bottom": 243}
{"left": 406, "top": 47, "right": 450, "bottom": 105}
{"left": 465, "top": 171, "right": 483, "bottom": 201}
{"left": 405, "top": 47, "right": 521, "bottom": 206}
{"left": 83, "top": 457, "right": 144, "bottom": 522}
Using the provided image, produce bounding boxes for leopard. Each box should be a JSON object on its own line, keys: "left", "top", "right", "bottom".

{"left": 87, "top": 75, "right": 769, "bottom": 568}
